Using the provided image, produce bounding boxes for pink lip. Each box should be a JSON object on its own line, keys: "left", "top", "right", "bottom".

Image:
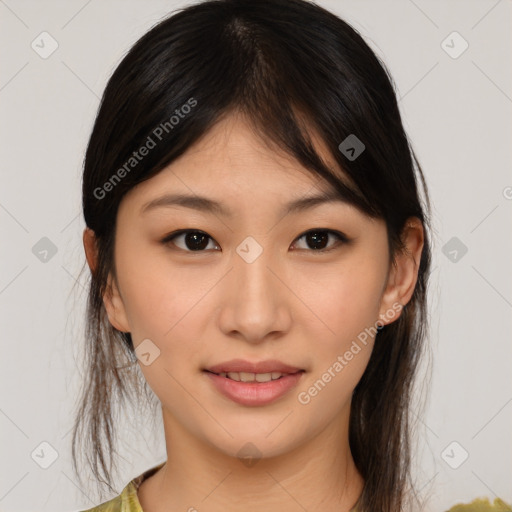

{"left": 204, "top": 370, "right": 304, "bottom": 406}
{"left": 205, "top": 359, "right": 303, "bottom": 374}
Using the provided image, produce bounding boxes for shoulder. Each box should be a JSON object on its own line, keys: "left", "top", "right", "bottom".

{"left": 79, "top": 481, "right": 142, "bottom": 512}
{"left": 444, "top": 497, "right": 512, "bottom": 511}
{"left": 78, "top": 462, "right": 165, "bottom": 512}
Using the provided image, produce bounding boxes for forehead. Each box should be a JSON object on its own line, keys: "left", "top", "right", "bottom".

{"left": 159, "top": 112, "right": 355, "bottom": 191}
{"left": 174, "top": 114, "right": 315, "bottom": 181}
{"left": 121, "top": 111, "right": 364, "bottom": 218}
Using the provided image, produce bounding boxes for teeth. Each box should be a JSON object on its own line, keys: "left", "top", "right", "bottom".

{"left": 219, "top": 371, "right": 285, "bottom": 382}
{"left": 255, "top": 373, "right": 272, "bottom": 383}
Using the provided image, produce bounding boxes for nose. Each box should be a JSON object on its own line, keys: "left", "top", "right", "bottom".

{"left": 217, "top": 241, "right": 293, "bottom": 344}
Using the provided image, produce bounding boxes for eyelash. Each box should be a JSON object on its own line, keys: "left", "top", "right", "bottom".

{"left": 161, "top": 228, "right": 350, "bottom": 254}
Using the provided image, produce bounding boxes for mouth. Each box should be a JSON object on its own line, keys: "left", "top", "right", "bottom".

{"left": 203, "top": 369, "right": 304, "bottom": 383}
{"left": 202, "top": 359, "right": 306, "bottom": 406}
{"left": 204, "top": 358, "right": 305, "bottom": 375}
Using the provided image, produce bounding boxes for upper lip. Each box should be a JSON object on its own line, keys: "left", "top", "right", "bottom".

{"left": 204, "top": 359, "right": 304, "bottom": 374}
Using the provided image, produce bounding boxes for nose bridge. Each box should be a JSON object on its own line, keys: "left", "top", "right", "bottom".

{"left": 234, "top": 234, "right": 278, "bottom": 306}
{"left": 219, "top": 235, "right": 290, "bottom": 341}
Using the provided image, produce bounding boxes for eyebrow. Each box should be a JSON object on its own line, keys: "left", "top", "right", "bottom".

{"left": 140, "top": 189, "right": 352, "bottom": 218}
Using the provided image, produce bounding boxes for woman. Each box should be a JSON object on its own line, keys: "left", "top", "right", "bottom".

{"left": 71, "top": 0, "right": 510, "bottom": 511}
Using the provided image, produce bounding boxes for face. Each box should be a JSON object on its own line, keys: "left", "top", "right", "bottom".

{"left": 90, "top": 112, "right": 421, "bottom": 461}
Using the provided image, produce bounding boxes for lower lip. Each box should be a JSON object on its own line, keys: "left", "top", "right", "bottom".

{"left": 204, "top": 371, "right": 304, "bottom": 406}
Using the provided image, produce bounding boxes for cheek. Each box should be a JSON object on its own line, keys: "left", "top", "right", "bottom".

{"left": 293, "top": 255, "right": 385, "bottom": 349}
{"left": 292, "top": 259, "right": 384, "bottom": 416}
{"left": 114, "top": 248, "right": 209, "bottom": 396}
{"left": 115, "top": 243, "right": 221, "bottom": 365}
{"left": 113, "top": 242, "right": 188, "bottom": 340}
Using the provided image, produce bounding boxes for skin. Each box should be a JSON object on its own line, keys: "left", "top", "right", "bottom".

{"left": 84, "top": 112, "right": 424, "bottom": 512}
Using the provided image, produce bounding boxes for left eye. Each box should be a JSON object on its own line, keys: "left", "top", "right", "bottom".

{"left": 291, "top": 229, "right": 347, "bottom": 252}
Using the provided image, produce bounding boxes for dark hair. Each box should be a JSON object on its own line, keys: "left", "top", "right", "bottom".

{"left": 72, "top": 1, "right": 433, "bottom": 510}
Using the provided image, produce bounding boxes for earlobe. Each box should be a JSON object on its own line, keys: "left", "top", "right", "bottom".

{"left": 83, "top": 227, "right": 130, "bottom": 333}
{"left": 378, "top": 217, "right": 424, "bottom": 327}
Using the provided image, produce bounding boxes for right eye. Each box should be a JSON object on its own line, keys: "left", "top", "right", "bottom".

{"left": 161, "top": 230, "right": 220, "bottom": 252}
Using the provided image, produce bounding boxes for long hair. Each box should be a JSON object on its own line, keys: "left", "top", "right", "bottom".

{"left": 71, "top": 1, "right": 433, "bottom": 510}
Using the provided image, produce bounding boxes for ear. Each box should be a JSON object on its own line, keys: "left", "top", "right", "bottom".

{"left": 83, "top": 227, "right": 131, "bottom": 333}
{"left": 83, "top": 227, "right": 98, "bottom": 275}
{"left": 377, "top": 217, "right": 424, "bottom": 327}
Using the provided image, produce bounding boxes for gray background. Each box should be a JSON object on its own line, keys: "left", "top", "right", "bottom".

{"left": 1, "top": 0, "right": 511, "bottom": 511}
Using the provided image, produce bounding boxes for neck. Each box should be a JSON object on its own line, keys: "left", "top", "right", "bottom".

{"left": 138, "top": 406, "right": 364, "bottom": 512}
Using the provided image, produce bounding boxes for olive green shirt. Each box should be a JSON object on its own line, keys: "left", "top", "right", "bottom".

{"left": 81, "top": 463, "right": 511, "bottom": 512}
